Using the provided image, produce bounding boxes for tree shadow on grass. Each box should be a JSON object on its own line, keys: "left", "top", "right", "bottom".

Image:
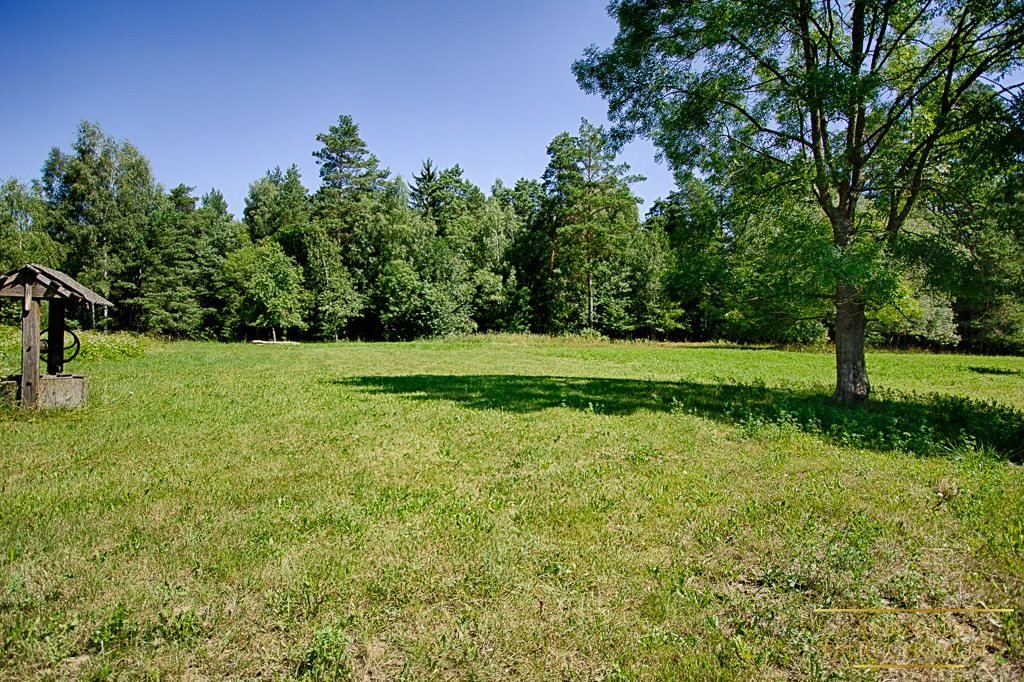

{"left": 968, "top": 366, "right": 1022, "bottom": 376}
{"left": 335, "top": 374, "right": 1024, "bottom": 462}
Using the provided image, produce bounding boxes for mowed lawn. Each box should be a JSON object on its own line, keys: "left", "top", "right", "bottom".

{"left": 2, "top": 336, "right": 1024, "bottom": 680}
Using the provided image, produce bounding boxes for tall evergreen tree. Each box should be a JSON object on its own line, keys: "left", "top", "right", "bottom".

{"left": 125, "top": 185, "right": 205, "bottom": 335}
{"left": 541, "top": 119, "right": 644, "bottom": 330}
{"left": 193, "top": 189, "right": 247, "bottom": 337}
{"left": 313, "top": 115, "right": 389, "bottom": 196}
{"left": 409, "top": 159, "right": 442, "bottom": 219}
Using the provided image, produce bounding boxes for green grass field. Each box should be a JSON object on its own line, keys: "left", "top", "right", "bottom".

{"left": 2, "top": 335, "right": 1024, "bottom": 680}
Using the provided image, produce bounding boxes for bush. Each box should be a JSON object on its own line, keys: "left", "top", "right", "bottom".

{"left": 75, "top": 330, "right": 152, "bottom": 362}
{"left": 374, "top": 259, "right": 475, "bottom": 340}
{"left": 0, "top": 326, "right": 17, "bottom": 374}
{"left": 0, "top": 325, "right": 152, "bottom": 375}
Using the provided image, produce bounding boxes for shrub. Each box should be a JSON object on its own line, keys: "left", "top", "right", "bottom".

{"left": 0, "top": 326, "right": 152, "bottom": 374}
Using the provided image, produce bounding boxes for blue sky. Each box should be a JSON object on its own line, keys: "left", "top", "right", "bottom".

{"left": 0, "top": 0, "right": 676, "bottom": 216}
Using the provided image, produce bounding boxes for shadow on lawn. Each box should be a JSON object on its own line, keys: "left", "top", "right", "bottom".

{"left": 968, "top": 366, "right": 1022, "bottom": 376}
{"left": 337, "top": 374, "right": 1024, "bottom": 462}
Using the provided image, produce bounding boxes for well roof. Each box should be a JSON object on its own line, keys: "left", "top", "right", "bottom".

{"left": 0, "top": 264, "right": 114, "bottom": 307}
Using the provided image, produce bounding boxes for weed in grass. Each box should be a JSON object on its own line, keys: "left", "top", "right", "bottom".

{"left": 154, "top": 607, "right": 205, "bottom": 647}
{"left": 295, "top": 621, "right": 353, "bottom": 681}
{"left": 267, "top": 576, "right": 330, "bottom": 627}
{"left": 86, "top": 604, "right": 138, "bottom": 654}
{"left": 85, "top": 661, "right": 113, "bottom": 682}
{"left": 880, "top": 568, "right": 931, "bottom": 607}
{"left": 1003, "top": 610, "right": 1024, "bottom": 658}
{"left": 994, "top": 518, "right": 1024, "bottom": 558}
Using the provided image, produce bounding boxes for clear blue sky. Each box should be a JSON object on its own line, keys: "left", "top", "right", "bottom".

{"left": 0, "top": 0, "right": 676, "bottom": 217}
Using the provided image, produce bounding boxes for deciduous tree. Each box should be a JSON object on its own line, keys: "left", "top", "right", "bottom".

{"left": 576, "top": 0, "right": 1024, "bottom": 401}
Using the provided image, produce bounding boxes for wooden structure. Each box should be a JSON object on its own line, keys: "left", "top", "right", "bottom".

{"left": 0, "top": 264, "right": 113, "bottom": 408}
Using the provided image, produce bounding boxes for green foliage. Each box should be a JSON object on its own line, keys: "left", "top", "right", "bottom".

{"left": 243, "top": 165, "right": 311, "bottom": 248}
{"left": 374, "top": 259, "right": 474, "bottom": 340}
{"left": 313, "top": 114, "right": 388, "bottom": 197}
{"left": 872, "top": 284, "right": 960, "bottom": 347}
{"left": 0, "top": 179, "right": 63, "bottom": 275}
{"left": 191, "top": 190, "right": 248, "bottom": 337}
{"left": 73, "top": 330, "right": 153, "bottom": 362}
{"left": 0, "top": 325, "right": 152, "bottom": 374}
{"left": 509, "top": 119, "right": 678, "bottom": 338}
{"left": 646, "top": 174, "right": 725, "bottom": 338}
{"left": 222, "top": 241, "right": 306, "bottom": 340}
{"left": 307, "top": 238, "right": 363, "bottom": 340}
{"left": 409, "top": 158, "right": 442, "bottom": 218}
{"left": 40, "top": 121, "right": 161, "bottom": 319}
{"left": 373, "top": 259, "right": 423, "bottom": 340}
{"left": 918, "top": 97, "right": 1024, "bottom": 353}
{"left": 0, "top": 180, "right": 64, "bottom": 328}
{"left": 87, "top": 604, "right": 139, "bottom": 653}
{"left": 3, "top": 112, "right": 1020, "bottom": 354}
{"left": 121, "top": 188, "right": 206, "bottom": 336}
{"left": 295, "top": 623, "right": 352, "bottom": 680}
{"left": 702, "top": 197, "right": 836, "bottom": 344}
{"left": 544, "top": 120, "right": 644, "bottom": 327}
{"left": 155, "top": 608, "right": 205, "bottom": 647}
{"left": 575, "top": 0, "right": 1024, "bottom": 397}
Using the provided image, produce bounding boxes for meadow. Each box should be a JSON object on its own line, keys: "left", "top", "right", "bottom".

{"left": 2, "top": 334, "right": 1024, "bottom": 680}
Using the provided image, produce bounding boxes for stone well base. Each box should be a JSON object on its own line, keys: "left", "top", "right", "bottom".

{"left": 0, "top": 374, "right": 89, "bottom": 409}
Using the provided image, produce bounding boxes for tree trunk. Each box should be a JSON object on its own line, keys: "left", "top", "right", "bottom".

{"left": 833, "top": 282, "right": 869, "bottom": 403}
{"left": 271, "top": 327, "right": 277, "bottom": 343}
{"left": 587, "top": 270, "right": 594, "bottom": 328}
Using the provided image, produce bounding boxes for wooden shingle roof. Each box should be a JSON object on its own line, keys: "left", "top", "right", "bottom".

{"left": 0, "top": 264, "right": 114, "bottom": 307}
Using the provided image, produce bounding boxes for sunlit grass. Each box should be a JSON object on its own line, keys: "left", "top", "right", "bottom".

{"left": 1, "top": 335, "right": 1023, "bottom": 679}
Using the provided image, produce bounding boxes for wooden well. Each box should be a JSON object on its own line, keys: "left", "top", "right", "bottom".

{"left": 0, "top": 264, "right": 113, "bottom": 409}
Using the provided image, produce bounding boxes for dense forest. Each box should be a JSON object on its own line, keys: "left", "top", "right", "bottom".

{"left": 0, "top": 107, "right": 1021, "bottom": 354}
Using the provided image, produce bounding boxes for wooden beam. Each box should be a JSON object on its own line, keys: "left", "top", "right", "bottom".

{"left": 0, "top": 282, "right": 77, "bottom": 300}
{"left": 0, "top": 282, "right": 49, "bottom": 299}
{"left": 20, "top": 285, "right": 40, "bottom": 409}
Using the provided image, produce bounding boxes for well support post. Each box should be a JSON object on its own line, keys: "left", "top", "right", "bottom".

{"left": 47, "top": 300, "right": 66, "bottom": 375}
{"left": 20, "top": 284, "right": 40, "bottom": 408}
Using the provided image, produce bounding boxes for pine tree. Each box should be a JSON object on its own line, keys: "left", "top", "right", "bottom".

{"left": 409, "top": 158, "right": 442, "bottom": 219}
{"left": 313, "top": 115, "right": 388, "bottom": 196}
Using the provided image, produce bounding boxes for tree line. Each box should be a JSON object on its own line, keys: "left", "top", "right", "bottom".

{"left": 1, "top": 105, "right": 1021, "bottom": 356}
